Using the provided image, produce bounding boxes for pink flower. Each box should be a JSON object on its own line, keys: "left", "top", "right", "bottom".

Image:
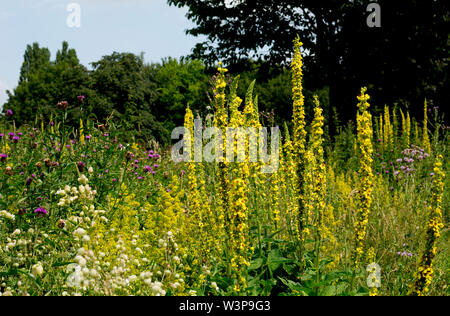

{"left": 34, "top": 208, "right": 48, "bottom": 215}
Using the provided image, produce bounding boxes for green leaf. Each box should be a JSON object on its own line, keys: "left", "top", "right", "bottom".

{"left": 249, "top": 258, "right": 264, "bottom": 271}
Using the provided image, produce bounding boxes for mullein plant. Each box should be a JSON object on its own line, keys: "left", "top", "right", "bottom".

{"left": 422, "top": 100, "right": 431, "bottom": 154}
{"left": 378, "top": 115, "right": 384, "bottom": 150}
{"left": 352, "top": 88, "right": 374, "bottom": 287}
{"left": 213, "top": 63, "right": 231, "bottom": 244}
{"left": 228, "top": 79, "right": 251, "bottom": 293}
{"left": 291, "top": 36, "right": 308, "bottom": 260}
{"left": 383, "top": 105, "right": 393, "bottom": 151}
{"left": 303, "top": 96, "right": 328, "bottom": 292}
{"left": 400, "top": 110, "right": 412, "bottom": 148}
{"left": 281, "top": 122, "right": 298, "bottom": 242}
{"left": 183, "top": 106, "right": 209, "bottom": 287}
{"left": 409, "top": 155, "right": 445, "bottom": 296}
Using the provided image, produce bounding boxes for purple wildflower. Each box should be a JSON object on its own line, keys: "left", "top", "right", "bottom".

{"left": 34, "top": 207, "right": 48, "bottom": 215}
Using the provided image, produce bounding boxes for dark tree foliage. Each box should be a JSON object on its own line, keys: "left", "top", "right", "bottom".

{"left": 2, "top": 42, "right": 211, "bottom": 144}
{"left": 87, "top": 52, "right": 165, "bottom": 141}
{"left": 5, "top": 42, "right": 90, "bottom": 124}
{"left": 168, "top": 0, "right": 450, "bottom": 125}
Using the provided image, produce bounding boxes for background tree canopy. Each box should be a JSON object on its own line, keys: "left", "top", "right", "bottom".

{"left": 168, "top": 0, "right": 449, "bottom": 126}
{"left": 3, "top": 42, "right": 211, "bottom": 144}
{"left": 2, "top": 1, "right": 448, "bottom": 143}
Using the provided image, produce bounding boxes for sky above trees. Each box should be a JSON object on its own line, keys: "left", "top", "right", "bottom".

{"left": 0, "top": 0, "right": 203, "bottom": 108}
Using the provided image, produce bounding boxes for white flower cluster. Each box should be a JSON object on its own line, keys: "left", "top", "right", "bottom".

{"left": 139, "top": 272, "right": 166, "bottom": 296}
{"left": 65, "top": 246, "right": 103, "bottom": 292}
{"left": 56, "top": 175, "right": 97, "bottom": 207}
{"left": 0, "top": 210, "right": 15, "bottom": 221}
{"left": 31, "top": 262, "right": 44, "bottom": 277}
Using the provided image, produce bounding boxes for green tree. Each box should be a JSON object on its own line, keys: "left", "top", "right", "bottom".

{"left": 88, "top": 52, "right": 166, "bottom": 142}
{"left": 4, "top": 41, "right": 89, "bottom": 125}
{"left": 168, "top": 0, "right": 450, "bottom": 125}
{"left": 149, "top": 57, "right": 210, "bottom": 130}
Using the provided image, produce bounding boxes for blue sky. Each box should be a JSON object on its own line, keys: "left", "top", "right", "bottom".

{"left": 0, "top": 0, "right": 205, "bottom": 109}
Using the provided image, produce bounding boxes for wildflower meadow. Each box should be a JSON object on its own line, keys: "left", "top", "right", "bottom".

{"left": 0, "top": 35, "right": 448, "bottom": 297}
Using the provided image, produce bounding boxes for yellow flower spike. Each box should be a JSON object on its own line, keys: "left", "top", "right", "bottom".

{"left": 406, "top": 111, "right": 411, "bottom": 147}
{"left": 409, "top": 155, "right": 445, "bottom": 296}
{"left": 291, "top": 35, "right": 308, "bottom": 253}
{"left": 353, "top": 87, "right": 374, "bottom": 270}
{"left": 422, "top": 100, "right": 431, "bottom": 153}
{"left": 80, "top": 119, "right": 85, "bottom": 143}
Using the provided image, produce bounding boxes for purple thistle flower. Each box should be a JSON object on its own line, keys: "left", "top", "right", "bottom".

{"left": 144, "top": 165, "right": 152, "bottom": 173}
{"left": 34, "top": 207, "right": 48, "bottom": 215}
{"left": 0, "top": 153, "right": 7, "bottom": 162}
{"left": 5, "top": 109, "right": 13, "bottom": 117}
{"left": 0, "top": 133, "right": 4, "bottom": 138}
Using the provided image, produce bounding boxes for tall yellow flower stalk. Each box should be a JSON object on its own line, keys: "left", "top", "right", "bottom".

{"left": 213, "top": 63, "right": 230, "bottom": 235}
{"left": 406, "top": 111, "right": 411, "bottom": 147}
{"left": 291, "top": 36, "right": 308, "bottom": 251}
{"left": 383, "top": 106, "right": 393, "bottom": 150}
{"left": 378, "top": 115, "right": 384, "bottom": 148}
{"left": 281, "top": 123, "right": 298, "bottom": 241}
{"left": 353, "top": 88, "right": 374, "bottom": 269}
{"left": 400, "top": 110, "right": 412, "bottom": 147}
{"left": 183, "top": 106, "right": 214, "bottom": 277}
{"left": 304, "top": 97, "right": 327, "bottom": 275}
{"left": 409, "top": 155, "right": 445, "bottom": 296}
{"left": 228, "top": 79, "right": 252, "bottom": 293}
{"left": 79, "top": 119, "right": 85, "bottom": 143}
{"left": 422, "top": 100, "right": 431, "bottom": 153}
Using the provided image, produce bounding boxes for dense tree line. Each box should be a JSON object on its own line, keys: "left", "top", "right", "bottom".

{"left": 3, "top": 0, "right": 448, "bottom": 142}
{"left": 2, "top": 42, "right": 212, "bottom": 143}
{"left": 168, "top": 0, "right": 450, "bottom": 128}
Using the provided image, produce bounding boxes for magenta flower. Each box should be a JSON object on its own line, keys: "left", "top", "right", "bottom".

{"left": 34, "top": 207, "right": 48, "bottom": 215}
{"left": 5, "top": 109, "right": 13, "bottom": 117}
{"left": 144, "top": 165, "right": 152, "bottom": 173}
{"left": 77, "top": 95, "right": 85, "bottom": 102}
{"left": 0, "top": 153, "right": 8, "bottom": 162}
